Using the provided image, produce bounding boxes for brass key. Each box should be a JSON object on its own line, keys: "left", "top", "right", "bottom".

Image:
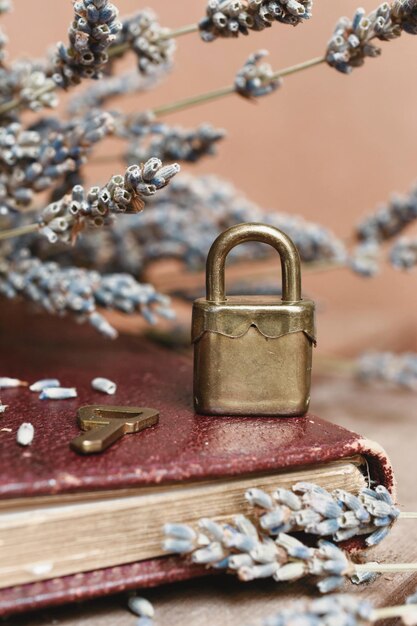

{"left": 70, "top": 405, "right": 159, "bottom": 454}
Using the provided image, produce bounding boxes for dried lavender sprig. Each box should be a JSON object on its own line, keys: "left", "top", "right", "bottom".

{"left": 0, "top": 59, "right": 58, "bottom": 120}
{"left": 349, "top": 240, "right": 381, "bottom": 277}
{"left": 124, "top": 123, "right": 226, "bottom": 165}
{"left": 247, "top": 483, "right": 400, "bottom": 546}
{"left": 0, "top": 53, "right": 326, "bottom": 119}
{"left": 0, "top": 158, "right": 180, "bottom": 244}
{"left": 110, "top": 10, "right": 175, "bottom": 75}
{"left": 357, "top": 184, "right": 417, "bottom": 242}
{"left": 199, "top": 0, "right": 312, "bottom": 42}
{"left": 0, "top": 250, "right": 174, "bottom": 338}
{"left": 67, "top": 70, "right": 167, "bottom": 116}
{"left": 390, "top": 237, "right": 417, "bottom": 269}
{"left": 0, "top": 111, "right": 114, "bottom": 214}
{"left": 115, "top": 174, "right": 346, "bottom": 269}
{"left": 31, "top": 173, "right": 345, "bottom": 276}
{"left": 261, "top": 593, "right": 417, "bottom": 626}
{"left": 164, "top": 518, "right": 417, "bottom": 592}
{"left": 53, "top": 0, "right": 122, "bottom": 89}
{"left": 357, "top": 351, "right": 417, "bottom": 391}
{"left": 164, "top": 519, "right": 353, "bottom": 592}
{"left": 151, "top": 56, "right": 325, "bottom": 117}
{"left": 326, "top": 0, "right": 417, "bottom": 74}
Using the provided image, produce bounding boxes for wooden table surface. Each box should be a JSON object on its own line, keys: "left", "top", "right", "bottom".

{"left": 3, "top": 371, "right": 417, "bottom": 626}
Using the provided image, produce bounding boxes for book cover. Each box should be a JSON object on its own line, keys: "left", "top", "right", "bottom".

{"left": 0, "top": 307, "right": 395, "bottom": 616}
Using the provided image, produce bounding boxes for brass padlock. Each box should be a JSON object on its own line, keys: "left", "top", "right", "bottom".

{"left": 192, "top": 223, "right": 316, "bottom": 416}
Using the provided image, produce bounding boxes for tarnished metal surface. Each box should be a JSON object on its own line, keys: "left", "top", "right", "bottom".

{"left": 71, "top": 405, "right": 159, "bottom": 454}
{"left": 193, "top": 223, "right": 316, "bottom": 416}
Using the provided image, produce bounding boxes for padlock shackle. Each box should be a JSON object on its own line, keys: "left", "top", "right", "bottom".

{"left": 206, "top": 223, "right": 302, "bottom": 303}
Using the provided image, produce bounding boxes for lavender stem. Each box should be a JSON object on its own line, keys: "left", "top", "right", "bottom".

{"left": 372, "top": 604, "right": 417, "bottom": 621}
{"left": 0, "top": 224, "right": 39, "bottom": 241}
{"left": 151, "top": 56, "right": 325, "bottom": 117}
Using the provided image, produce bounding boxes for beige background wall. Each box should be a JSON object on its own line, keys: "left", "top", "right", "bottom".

{"left": 4, "top": 1, "right": 417, "bottom": 352}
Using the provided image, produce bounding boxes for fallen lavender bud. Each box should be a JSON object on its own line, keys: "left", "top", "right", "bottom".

{"left": 91, "top": 377, "right": 116, "bottom": 395}
{"left": 163, "top": 516, "right": 358, "bottom": 592}
{"left": 39, "top": 387, "right": 77, "bottom": 400}
{"left": 357, "top": 351, "right": 417, "bottom": 391}
{"left": 390, "top": 237, "right": 417, "bottom": 269}
{"left": 0, "top": 250, "right": 174, "bottom": 338}
{"left": 111, "top": 10, "right": 175, "bottom": 75}
{"left": 235, "top": 50, "right": 281, "bottom": 99}
{"left": 407, "top": 589, "right": 417, "bottom": 606}
{"left": 325, "top": 1, "right": 417, "bottom": 74}
{"left": 125, "top": 123, "right": 225, "bottom": 164}
{"left": 37, "top": 159, "right": 180, "bottom": 244}
{"left": 29, "top": 379, "right": 61, "bottom": 392}
{"left": 199, "top": 0, "right": 312, "bottom": 42}
{"left": 53, "top": 0, "right": 122, "bottom": 88}
{"left": 128, "top": 596, "right": 155, "bottom": 619}
{"left": 0, "top": 111, "right": 114, "bottom": 214}
{"left": 247, "top": 482, "right": 399, "bottom": 546}
{"left": 16, "top": 422, "right": 34, "bottom": 446}
{"left": 0, "top": 377, "right": 27, "bottom": 388}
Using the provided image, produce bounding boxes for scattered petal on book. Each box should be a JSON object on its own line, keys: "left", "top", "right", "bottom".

{"left": 0, "top": 377, "right": 28, "bottom": 389}
{"left": 16, "top": 422, "right": 34, "bottom": 446}
{"left": 39, "top": 387, "right": 77, "bottom": 400}
{"left": 91, "top": 377, "right": 117, "bottom": 395}
{"left": 29, "top": 379, "right": 61, "bottom": 392}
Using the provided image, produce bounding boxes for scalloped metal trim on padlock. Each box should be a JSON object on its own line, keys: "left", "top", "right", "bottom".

{"left": 192, "top": 297, "right": 316, "bottom": 344}
{"left": 192, "top": 222, "right": 316, "bottom": 417}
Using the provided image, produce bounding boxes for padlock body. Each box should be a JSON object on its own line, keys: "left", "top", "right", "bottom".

{"left": 192, "top": 296, "right": 315, "bottom": 417}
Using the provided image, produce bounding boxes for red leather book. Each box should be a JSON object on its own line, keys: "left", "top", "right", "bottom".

{"left": 0, "top": 306, "right": 394, "bottom": 617}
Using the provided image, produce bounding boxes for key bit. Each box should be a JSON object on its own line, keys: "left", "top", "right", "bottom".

{"left": 70, "top": 405, "right": 159, "bottom": 455}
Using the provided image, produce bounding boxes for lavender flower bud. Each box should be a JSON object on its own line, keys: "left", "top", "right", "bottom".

{"left": 54, "top": 0, "right": 122, "bottom": 88}
{"left": 112, "top": 10, "right": 175, "bottom": 75}
{"left": 199, "top": 0, "right": 312, "bottom": 41}
{"left": 235, "top": 50, "right": 281, "bottom": 99}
